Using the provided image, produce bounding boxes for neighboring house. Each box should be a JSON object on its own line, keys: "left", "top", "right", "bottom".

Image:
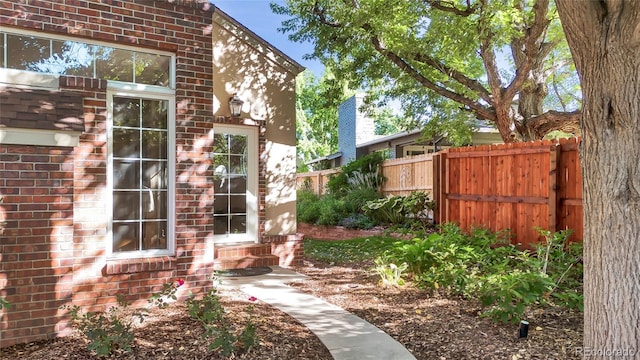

{"left": 0, "top": 0, "right": 303, "bottom": 348}
{"left": 307, "top": 94, "right": 503, "bottom": 169}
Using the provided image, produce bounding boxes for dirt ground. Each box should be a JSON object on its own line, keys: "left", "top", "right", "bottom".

{"left": 0, "top": 258, "right": 583, "bottom": 360}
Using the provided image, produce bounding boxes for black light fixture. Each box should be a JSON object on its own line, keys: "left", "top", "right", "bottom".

{"left": 229, "top": 93, "right": 244, "bottom": 117}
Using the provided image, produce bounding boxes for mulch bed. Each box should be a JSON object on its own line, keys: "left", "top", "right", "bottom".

{"left": 0, "top": 258, "right": 583, "bottom": 360}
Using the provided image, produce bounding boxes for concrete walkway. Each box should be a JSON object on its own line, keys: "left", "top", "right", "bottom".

{"left": 218, "top": 266, "right": 416, "bottom": 360}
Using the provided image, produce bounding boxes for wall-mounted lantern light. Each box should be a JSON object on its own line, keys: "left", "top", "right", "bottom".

{"left": 229, "top": 93, "right": 244, "bottom": 117}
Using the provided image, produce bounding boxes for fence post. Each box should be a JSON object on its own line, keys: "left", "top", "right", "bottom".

{"left": 548, "top": 144, "right": 560, "bottom": 234}
{"left": 433, "top": 151, "right": 448, "bottom": 224}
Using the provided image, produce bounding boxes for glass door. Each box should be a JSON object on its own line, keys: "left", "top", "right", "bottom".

{"left": 211, "top": 125, "right": 258, "bottom": 243}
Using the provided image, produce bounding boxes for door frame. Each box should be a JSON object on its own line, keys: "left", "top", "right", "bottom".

{"left": 210, "top": 124, "right": 259, "bottom": 244}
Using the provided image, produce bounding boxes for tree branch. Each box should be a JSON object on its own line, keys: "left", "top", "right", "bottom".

{"left": 363, "top": 24, "right": 496, "bottom": 121}
{"left": 312, "top": 2, "right": 343, "bottom": 28}
{"left": 411, "top": 53, "right": 493, "bottom": 103}
{"left": 525, "top": 110, "right": 580, "bottom": 138}
{"left": 504, "top": 0, "right": 550, "bottom": 101}
{"left": 424, "top": 0, "right": 476, "bottom": 16}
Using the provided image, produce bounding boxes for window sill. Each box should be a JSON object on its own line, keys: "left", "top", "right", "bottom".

{"left": 104, "top": 256, "right": 177, "bottom": 275}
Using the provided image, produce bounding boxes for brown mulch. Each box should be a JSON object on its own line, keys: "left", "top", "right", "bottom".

{"left": 0, "top": 258, "right": 583, "bottom": 360}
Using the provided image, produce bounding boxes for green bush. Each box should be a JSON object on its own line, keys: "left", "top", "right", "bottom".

{"left": 297, "top": 189, "right": 322, "bottom": 224}
{"left": 62, "top": 296, "right": 146, "bottom": 357}
{"left": 363, "top": 191, "right": 435, "bottom": 226}
{"left": 326, "top": 152, "right": 386, "bottom": 195}
{"left": 187, "top": 288, "right": 256, "bottom": 356}
{"left": 342, "top": 187, "right": 381, "bottom": 214}
{"left": 378, "top": 224, "right": 583, "bottom": 324}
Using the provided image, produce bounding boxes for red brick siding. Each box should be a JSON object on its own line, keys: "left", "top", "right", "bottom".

{"left": 0, "top": 0, "right": 233, "bottom": 348}
{"left": 0, "top": 146, "right": 76, "bottom": 343}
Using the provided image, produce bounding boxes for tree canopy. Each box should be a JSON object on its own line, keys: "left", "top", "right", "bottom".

{"left": 273, "top": 0, "right": 581, "bottom": 142}
{"left": 295, "top": 69, "right": 352, "bottom": 170}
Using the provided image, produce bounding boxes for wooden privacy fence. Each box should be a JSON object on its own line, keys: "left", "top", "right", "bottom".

{"left": 433, "top": 137, "right": 582, "bottom": 246}
{"left": 296, "top": 138, "right": 583, "bottom": 247}
{"left": 296, "top": 153, "right": 435, "bottom": 197}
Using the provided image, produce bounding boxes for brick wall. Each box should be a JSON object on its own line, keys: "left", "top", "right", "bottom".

{"left": 0, "top": 145, "right": 76, "bottom": 342}
{"left": 0, "top": 0, "right": 225, "bottom": 347}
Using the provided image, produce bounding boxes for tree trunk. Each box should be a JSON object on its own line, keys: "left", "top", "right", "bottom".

{"left": 557, "top": 1, "right": 640, "bottom": 357}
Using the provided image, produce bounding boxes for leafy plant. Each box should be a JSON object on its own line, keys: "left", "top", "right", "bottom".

{"left": 379, "top": 224, "right": 583, "bottom": 324}
{"left": 0, "top": 297, "right": 9, "bottom": 310}
{"left": 326, "top": 152, "right": 386, "bottom": 195}
{"left": 62, "top": 295, "right": 146, "bottom": 357}
{"left": 373, "top": 257, "right": 407, "bottom": 287}
{"left": 363, "top": 191, "right": 435, "bottom": 226}
{"left": 535, "top": 228, "right": 583, "bottom": 310}
{"left": 148, "top": 279, "right": 184, "bottom": 309}
{"left": 187, "top": 288, "right": 256, "bottom": 356}
{"left": 479, "top": 271, "right": 555, "bottom": 323}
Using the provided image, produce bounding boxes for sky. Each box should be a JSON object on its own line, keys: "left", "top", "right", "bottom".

{"left": 212, "top": 0, "right": 325, "bottom": 76}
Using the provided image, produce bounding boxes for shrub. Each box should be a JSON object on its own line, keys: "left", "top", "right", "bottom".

{"left": 326, "top": 152, "right": 386, "bottom": 195}
{"left": 62, "top": 295, "right": 146, "bottom": 357}
{"left": 148, "top": 278, "right": 184, "bottom": 309}
{"left": 363, "top": 191, "right": 435, "bottom": 226}
{"left": 187, "top": 288, "right": 256, "bottom": 356}
{"left": 377, "top": 224, "right": 583, "bottom": 324}
{"left": 297, "top": 189, "right": 322, "bottom": 224}
{"left": 342, "top": 187, "right": 381, "bottom": 214}
{"left": 339, "top": 213, "right": 375, "bottom": 229}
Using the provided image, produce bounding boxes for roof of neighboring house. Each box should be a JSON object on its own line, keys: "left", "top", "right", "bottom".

{"left": 305, "top": 152, "right": 342, "bottom": 165}
{"left": 357, "top": 128, "right": 424, "bottom": 148}
{"left": 212, "top": 7, "right": 305, "bottom": 76}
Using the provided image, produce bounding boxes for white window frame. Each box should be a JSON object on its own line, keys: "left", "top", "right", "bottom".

{"left": 106, "top": 81, "right": 176, "bottom": 259}
{"left": 211, "top": 124, "right": 259, "bottom": 244}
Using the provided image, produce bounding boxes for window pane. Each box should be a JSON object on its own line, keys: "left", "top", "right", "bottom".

{"left": 229, "top": 135, "right": 246, "bottom": 154}
{"left": 229, "top": 215, "right": 246, "bottom": 233}
{"left": 143, "top": 161, "right": 167, "bottom": 189}
{"left": 214, "top": 216, "right": 229, "bottom": 235}
{"left": 213, "top": 134, "right": 229, "bottom": 154}
{"left": 136, "top": 52, "right": 170, "bottom": 86}
{"left": 143, "top": 190, "right": 166, "bottom": 219}
{"left": 229, "top": 176, "right": 246, "bottom": 194}
{"left": 229, "top": 155, "right": 245, "bottom": 175}
{"left": 7, "top": 34, "right": 50, "bottom": 71}
{"left": 113, "top": 129, "right": 140, "bottom": 158}
{"left": 229, "top": 194, "right": 246, "bottom": 213}
{"left": 142, "top": 221, "right": 167, "bottom": 250}
{"left": 142, "top": 99, "right": 167, "bottom": 129}
{"left": 113, "top": 192, "right": 140, "bottom": 220}
{"left": 48, "top": 40, "right": 94, "bottom": 76}
{"left": 142, "top": 130, "right": 167, "bottom": 159}
{"left": 96, "top": 47, "right": 133, "bottom": 82}
{"left": 113, "top": 97, "right": 140, "bottom": 127}
{"left": 113, "top": 160, "right": 140, "bottom": 189}
{"left": 214, "top": 194, "right": 228, "bottom": 214}
{"left": 113, "top": 223, "right": 139, "bottom": 252}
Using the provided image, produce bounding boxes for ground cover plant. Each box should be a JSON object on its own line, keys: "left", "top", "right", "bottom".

{"left": 303, "top": 236, "right": 399, "bottom": 264}
{"left": 377, "top": 224, "right": 583, "bottom": 323}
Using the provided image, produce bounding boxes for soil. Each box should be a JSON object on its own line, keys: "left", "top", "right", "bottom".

{"left": 0, "top": 258, "right": 583, "bottom": 360}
